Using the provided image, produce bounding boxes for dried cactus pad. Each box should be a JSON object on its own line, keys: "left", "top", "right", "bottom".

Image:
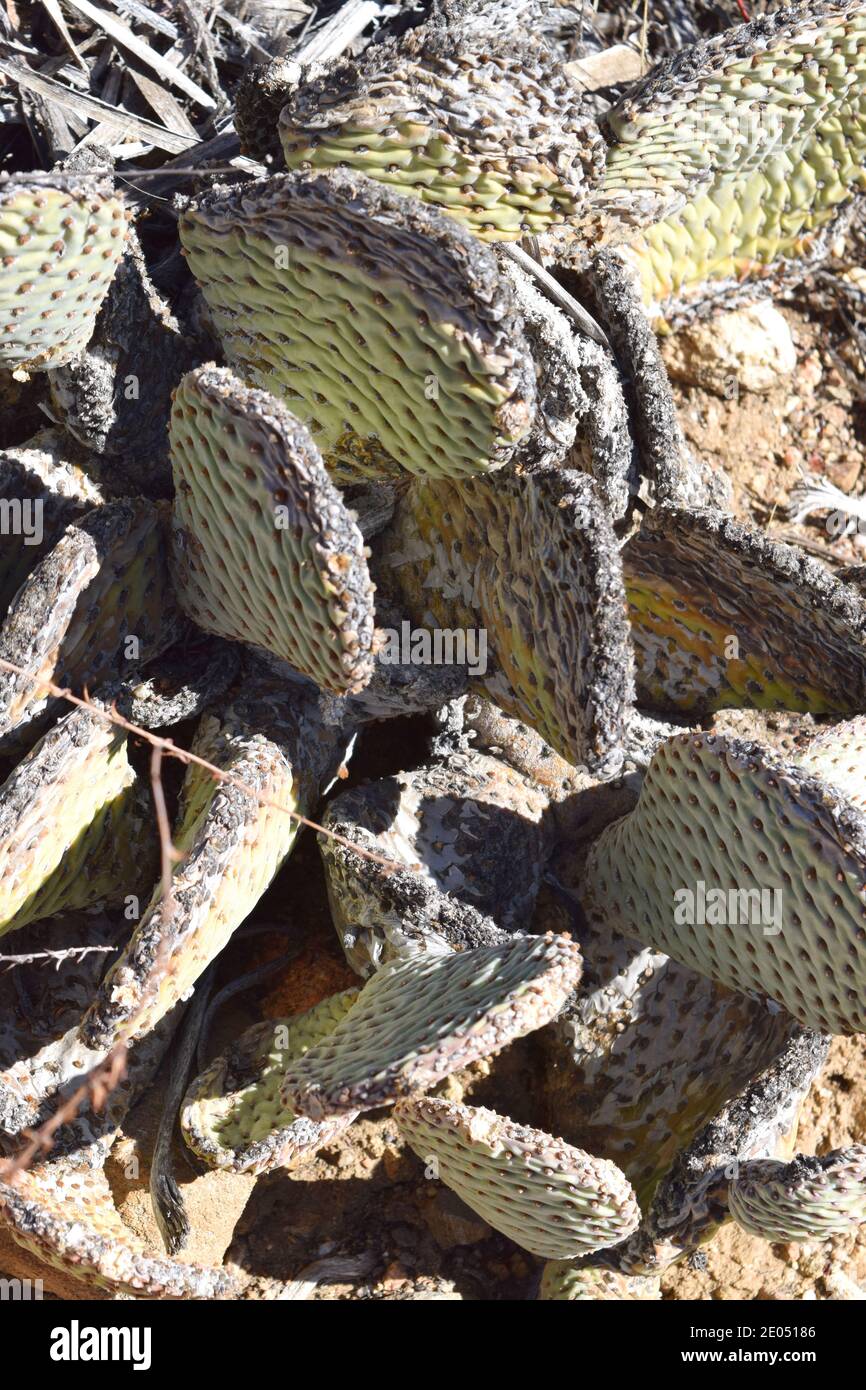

{"left": 170, "top": 366, "right": 375, "bottom": 695}
{"left": 396, "top": 1097, "right": 640, "bottom": 1260}
{"left": 278, "top": 20, "right": 604, "bottom": 242}
{"left": 179, "top": 170, "right": 535, "bottom": 484}
{"left": 0, "top": 179, "right": 127, "bottom": 370}
{"left": 181, "top": 989, "right": 360, "bottom": 1174}
{"left": 0, "top": 703, "right": 153, "bottom": 939}
{"left": 599, "top": 0, "right": 866, "bottom": 313}
{"left": 624, "top": 506, "right": 866, "bottom": 715}
{"left": 539, "top": 1263, "right": 661, "bottom": 1301}
{"left": 728, "top": 1147, "right": 866, "bottom": 1241}
{"left": 0, "top": 498, "right": 179, "bottom": 747}
{"left": 0, "top": 1160, "right": 236, "bottom": 1299}
{"left": 383, "top": 467, "right": 634, "bottom": 772}
{"left": 283, "top": 933, "right": 582, "bottom": 1119}
{"left": 585, "top": 731, "right": 866, "bottom": 1035}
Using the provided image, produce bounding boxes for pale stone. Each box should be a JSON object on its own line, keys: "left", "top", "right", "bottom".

{"left": 662, "top": 302, "right": 798, "bottom": 396}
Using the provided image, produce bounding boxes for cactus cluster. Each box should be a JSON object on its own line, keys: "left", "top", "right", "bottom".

{"left": 3, "top": 0, "right": 866, "bottom": 1304}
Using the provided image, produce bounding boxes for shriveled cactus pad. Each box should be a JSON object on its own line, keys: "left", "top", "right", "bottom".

{"left": 181, "top": 989, "right": 359, "bottom": 1174}
{"left": 395, "top": 1096, "right": 640, "bottom": 1259}
{"left": 170, "top": 365, "right": 375, "bottom": 694}
{"left": 382, "top": 466, "right": 633, "bottom": 771}
{"left": 729, "top": 1146, "right": 866, "bottom": 1241}
{"left": 624, "top": 506, "right": 866, "bottom": 715}
{"left": 179, "top": 170, "right": 535, "bottom": 483}
{"left": 0, "top": 179, "right": 127, "bottom": 371}
{"left": 279, "top": 16, "right": 604, "bottom": 242}
{"left": 585, "top": 730, "right": 866, "bottom": 1035}
{"left": 0, "top": 703, "right": 153, "bottom": 939}
{"left": 282, "top": 933, "right": 582, "bottom": 1119}
{"left": 0, "top": 498, "right": 178, "bottom": 746}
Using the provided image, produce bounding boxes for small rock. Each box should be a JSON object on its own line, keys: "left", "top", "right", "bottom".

{"left": 421, "top": 1187, "right": 492, "bottom": 1249}
{"left": 663, "top": 303, "right": 797, "bottom": 395}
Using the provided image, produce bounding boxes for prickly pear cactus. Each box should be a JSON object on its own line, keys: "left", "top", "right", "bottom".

{"left": 539, "top": 1263, "right": 661, "bottom": 1300}
{"left": 728, "top": 1147, "right": 866, "bottom": 1241}
{"left": 181, "top": 989, "right": 360, "bottom": 1174}
{"left": 395, "top": 1096, "right": 641, "bottom": 1259}
{"left": 0, "top": 179, "right": 127, "bottom": 371}
{"left": 584, "top": 730, "right": 866, "bottom": 1035}
{"left": 170, "top": 365, "right": 376, "bottom": 694}
{"left": 283, "top": 934, "right": 582, "bottom": 1119}
{"left": 179, "top": 170, "right": 536, "bottom": 484}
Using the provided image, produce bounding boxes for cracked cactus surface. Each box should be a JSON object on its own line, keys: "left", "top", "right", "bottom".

{"left": 179, "top": 169, "right": 535, "bottom": 484}
{"left": 0, "top": 498, "right": 179, "bottom": 749}
{"left": 728, "top": 1147, "right": 866, "bottom": 1241}
{"left": 278, "top": 8, "right": 604, "bottom": 243}
{"left": 282, "top": 933, "right": 582, "bottom": 1120}
{"left": 381, "top": 466, "right": 634, "bottom": 772}
{"left": 320, "top": 749, "right": 548, "bottom": 974}
{"left": 395, "top": 1096, "right": 641, "bottom": 1259}
{"left": 0, "top": 179, "right": 127, "bottom": 371}
{"left": 181, "top": 989, "right": 360, "bottom": 1174}
{"left": 170, "top": 365, "right": 375, "bottom": 694}
{"left": 604, "top": 0, "right": 866, "bottom": 319}
{"left": 584, "top": 729, "right": 866, "bottom": 1035}
{"left": 0, "top": 702, "right": 154, "bottom": 939}
{"left": 624, "top": 506, "right": 866, "bottom": 715}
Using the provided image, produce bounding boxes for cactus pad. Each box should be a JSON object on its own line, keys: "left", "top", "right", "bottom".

{"left": 0, "top": 179, "right": 127, "bottom": 371}
{"left": 179, "top": 170, "right": 536, "bottom": 484}
{"left": 624, "top": 506, "right": 866, "bottom": 715}
{"left": 282, "top": 933, "right": 582, "bottom": 1119}
{"left": 539, "top": 1263, "right": 661, "bottom": 1300}
{"left": 585, "top": 730, "right": 866, "bottom": 1035}
{"left": 278, "top": 19, "right": 604, "bottom": 242}
{"left": 181, "top": 990, "right": 360, "bottom": 1174}
{"left": 0, "top": 498, "right": 179, "bottom": 748}
{"left": 382, "top": 466, "right": 634, "bottom": 772}
{"left": 170, "top": 365, "right": 375, "bottom": 694}
{"left": 0, "top": 703, "right": 154, "bottom": 939}
{"left": 728, "top": 1147, "right": 866, "bottom": 1241}
{"left": 395, "top": 1096, "right": 640, "bottom": 1259}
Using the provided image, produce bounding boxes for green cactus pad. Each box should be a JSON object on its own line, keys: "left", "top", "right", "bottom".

{"left": 0, "top": 429, "right": 104, "bottom": 613}
{"left": 278, "top": 16, "right": 604, "bottom": 242}
{"left": 728, "top": 1146, "right": 866, "bottom": 1241}
{"left": 539, "top": 1263, "right": 661, "bottom": 1301}
{"left": 0, "top": 1160, "right": 237, "bottom": 1299}
{"left": 181, "top": 990, "right": 360, "bottom": 1174}
{"left": 382, "top": 466, "right": 634, "bottom": 772}
{"left": 170, "top": 365, "right": 375, "bottom": 695}
{"left": 395, "top": 1096, "right": 640, "bottom": 1259}
{"left": 0, "top": 703, "right": 154, "bottom": 939}
{"left": 179, "top": 170, "right": 536, "bottom": 484}
{"left": 584, "top": 730, "right": 866, "bottom": 1035}
{"left": 82, "top": 689, "right": 350, "bottom": 1050}
{"left": 624, "top": 506, "right": 866, "bottom": 716}
{"left": 282, "top": 933, "right": 582, "bottom": 1119}
{"left": 796, "top": 715, "right": 866, "bottom": 809}
{"left": 0, "top": 498, "right": 179, "bottom": 749}
{"left": 0, "top": 179, "right": 127, "bottom": 371}
{"left": 599, "top": 0, "right": 866, "bottom": 317}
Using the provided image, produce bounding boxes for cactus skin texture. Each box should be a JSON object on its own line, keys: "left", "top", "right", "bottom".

{"left": 179, "top": 170, "right": 535, "bottom": 485}
{"left": 170, "top": 365, "right": 376, "bottom": 695}
{"left": 0, "top": 702, "right": 154, "bottom": 939}
{"left": 181, "top": 990, "right": 360, "bottom": 1175}
{"left": 282, "top": 933, "right": 582, "bottom": 1120}
{"left": 382, "top": 466, "right": 634, "bottom": 773}
{"left": 728, "top": 1147, "right": 866, "bottom": 1241}
{"left": 624, "top": 506, "right": 866, "bottom": 715}
{"left": 604, "top": 0, "right": 866, "bottom": 319}
{"left": 0, "top": 181, "right": 127, "bottom": 371}
{"left": 539, "top": 1263, "right": 661, "bottom": 1301}
{"left": 278, "top": 16, "right": 604, "bottom": 243}
{"left": 585, "top": 730, "right": 866, "bottom": 1036}
{"left": 0, "top": 498, "right": 180, "bottom": 750}
{"left": 395, "top": 1096, "right": 641, "bottom": 1260}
